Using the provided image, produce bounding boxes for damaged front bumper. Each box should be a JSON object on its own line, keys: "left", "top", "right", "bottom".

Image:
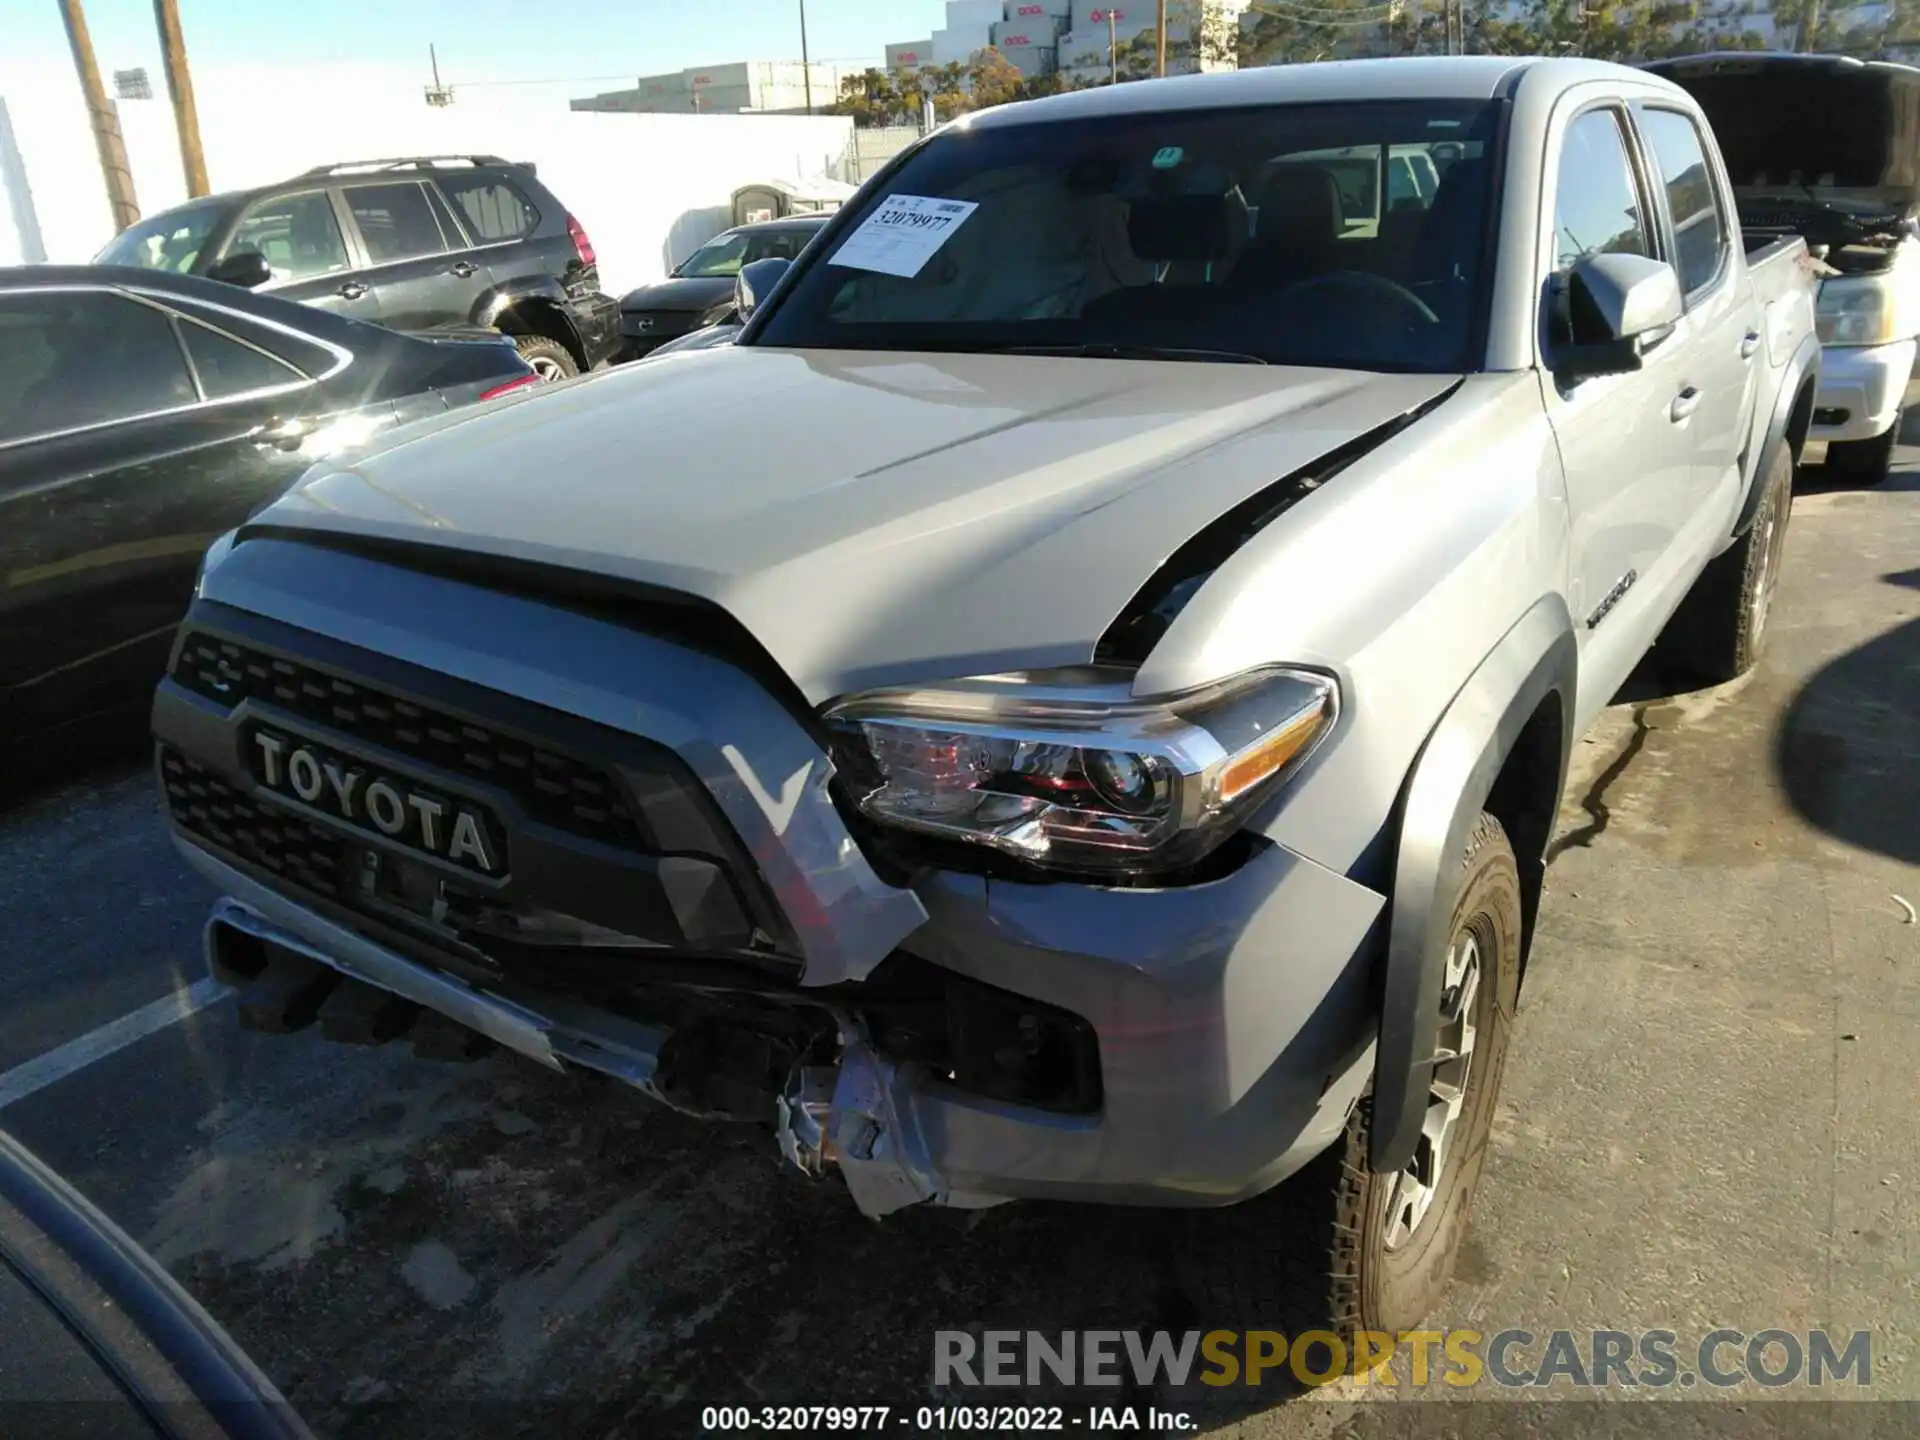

{"left": 163, "top": 535, "right": 1387, "bottom": 1219}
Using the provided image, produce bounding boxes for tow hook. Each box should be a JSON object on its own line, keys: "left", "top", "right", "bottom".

{"left": 776, "top": 1027, "right": 945, "bottom": 1219}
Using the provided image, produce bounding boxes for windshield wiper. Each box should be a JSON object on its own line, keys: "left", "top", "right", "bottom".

{"left": 999, "top": 342, "right": 1268, "bottom": 366}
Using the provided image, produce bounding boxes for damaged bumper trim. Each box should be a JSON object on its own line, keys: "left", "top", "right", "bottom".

{"left": 193, "top": 846, "right": 976, "bottom": 1218}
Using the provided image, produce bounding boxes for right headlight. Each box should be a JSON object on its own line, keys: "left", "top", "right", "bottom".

{"left": 1816, "top": 273, "right": 1899, "bottom": 346}
{"left": 823, "top": 665, "right": 1339, "bottom": 876}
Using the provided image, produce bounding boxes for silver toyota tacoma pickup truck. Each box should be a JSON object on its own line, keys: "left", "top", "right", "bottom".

{"left": 154, "top": 58, "right": 1818, "bottom": 1332}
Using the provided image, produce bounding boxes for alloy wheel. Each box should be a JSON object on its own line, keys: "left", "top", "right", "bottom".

{"left": 1383, "top": 926, "right": 1483, "bottom": 1251}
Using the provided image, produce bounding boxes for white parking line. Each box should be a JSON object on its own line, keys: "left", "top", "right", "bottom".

{"left": 0, "top": 978, "right": 229, "bottom": 1111}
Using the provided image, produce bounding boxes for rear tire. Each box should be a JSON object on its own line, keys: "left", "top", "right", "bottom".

{"left": 1180, "top": 812, "right": 1521, "bottom": 1343}
{"left": 511, "top": 334, "right": 578, "bottom": 382}
{"left": 1824, "top": 407, "right": 1900, "bottom": 485}
{"left": 1659, "top": 443, "right": 1793, "bottom": 683}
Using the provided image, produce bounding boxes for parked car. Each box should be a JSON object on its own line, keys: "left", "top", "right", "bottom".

{"left": 0, "top": 265, "right": 539, "bottom": 745}
{"left": 155, "top": 58, "right": 1817, "bottom": 1336}
{"left": 92, "top": 155, "right": 622, "bottom": 380}
{"left": 1646, "top": 52, "right": 1920, "bottom": 482}
{"left": 617, "top": 214, "right": 828, "bottom": 359}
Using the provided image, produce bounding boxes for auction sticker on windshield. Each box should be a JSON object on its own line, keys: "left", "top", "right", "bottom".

{"left": 828, "top": 195, "right": 979, "bottom": 278}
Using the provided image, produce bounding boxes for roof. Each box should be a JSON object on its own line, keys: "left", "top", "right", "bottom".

{"left": 728, "top": 213, "right": 833, "bottom": 234}
{"left": 733, "top": 175, "right": 858, "bottom": 203}
{"left": 960, "top": 55, "right": 1661, "bottom": 129}
{"left": 1646, "top": 49, "right": 1920, "bottom": 79}
{"left": 0, "top": 264, "right": 268, "bottom": 300}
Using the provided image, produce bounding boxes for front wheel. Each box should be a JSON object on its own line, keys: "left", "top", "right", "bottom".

{"left": 1181, "top": 812, "right": 1522, "bottom": 1340}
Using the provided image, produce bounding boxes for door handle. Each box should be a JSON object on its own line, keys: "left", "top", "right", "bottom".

{"left": 337, "top": 281, "right": 369, "bottom": 299}
{"left": 449, "top": 261, "right": 479, "bottom": 278}
{"left": 1740, "top": 330, "right": 1761, "bottom": 359}
{"left": 1670, "top": 386, "right": 1703, "bottom": 423}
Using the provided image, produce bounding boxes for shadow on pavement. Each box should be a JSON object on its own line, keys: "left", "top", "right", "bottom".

{"left": 1774, "top": 567, "right": 1920, "bottom": 866}
{"left": 0, "top": 715, "right": 150, "bottom": 815}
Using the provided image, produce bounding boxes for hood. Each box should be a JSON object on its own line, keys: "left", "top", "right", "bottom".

{"left": 619, "top": 276, "right": 735, "bottom": 313}
{"left": 253, "top": 347, "right": 1456, "bottom": 703}
{"left": 1648, "top": 54, "right": 1920, "bottom": 213}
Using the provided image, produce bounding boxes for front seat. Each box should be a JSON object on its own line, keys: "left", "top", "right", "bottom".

{"left": 1231, "top": 166, "right": 1344, "bottom": 293}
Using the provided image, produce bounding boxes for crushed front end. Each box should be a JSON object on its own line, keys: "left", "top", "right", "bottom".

{"left": 157, "top": 533, "right": 1384, "bottom": 1217}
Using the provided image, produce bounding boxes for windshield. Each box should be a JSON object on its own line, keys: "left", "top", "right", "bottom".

{"left": 677, "top": 232, "right": 753, "bottom": 277}
{"left": 93, "top": 200, "right": 226, "bottom": 272}
{"left": 752, "top": 99, "right": 1504, "bottom": 373}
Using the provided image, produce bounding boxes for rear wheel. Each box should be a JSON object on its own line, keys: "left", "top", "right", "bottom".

{"left": 1180, "top": 812, "right": 1521, "bottom": 1343}
{"left": 511, "top": 334, "right": 578, "bottom": 382}
{"left": 1824, "top": 407, "right": 1901, "bottom": 484}
{"left": 1659, "top": 443, "right": 1793, "bottom": 683}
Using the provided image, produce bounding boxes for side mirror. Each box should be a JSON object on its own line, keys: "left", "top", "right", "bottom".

{"left": 1554, "top": 253, "right": 1684, "bottom": 383}
{"left": 734, "top": 257, "right": 791, "bottom": 322}
{"left": 205, "top": 249, "right": 272, "bottom": 289}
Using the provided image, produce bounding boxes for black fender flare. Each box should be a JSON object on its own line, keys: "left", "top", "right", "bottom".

{"left": 1369, "top": 595, "right": 1577, "bottom": 1174}
{"left": 1734, "top": 330, "right": 1821, "bottom": 537}
{"left": 472, "top": 280, "right": 583, "bottom": 356}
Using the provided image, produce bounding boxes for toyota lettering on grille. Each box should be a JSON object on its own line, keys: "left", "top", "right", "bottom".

{"left": 249, "top": 729, "right": 505, "bottom": 877}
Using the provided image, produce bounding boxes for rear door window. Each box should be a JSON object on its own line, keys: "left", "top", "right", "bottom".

{"left": 0, "top": 291, "right": 198, "bottom": 442}
{"left": 343, "top": 182, "right": 451, "bottom": 265}
{"left": 1636, "top": 107, "right": 1729, "bottom": 296}
{"left": 225, "top": 191, "right": 352, "bottom": 284}
{"left": 176, "top": 319, "right": 306, "bottom": 398}
{"left": 166, "top": 299, "right": 340, "bottom": 377}
{"left": 438, "top": 176, "right": 540, "bottom": 242}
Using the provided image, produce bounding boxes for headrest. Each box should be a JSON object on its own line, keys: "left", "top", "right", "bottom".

{"left": 1257, "top": 166, "right": 1344, "bottom": 244}
{"left": 1127, "top": 194, "right": 1230, "bottom": 263}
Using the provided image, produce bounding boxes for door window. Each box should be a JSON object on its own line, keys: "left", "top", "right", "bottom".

{"left": 1551, "top": 110, "right": 1651, "bottom": 274}
{"left": 344, "top": 182, "right": 451, "bottom": 264}
{"left": 167, "top": 299, "right": 339, "bottom": 378}
{"left": 0, "top": 292, "right": 198, "bottom": 443}
{"left": 226, "top": 191, "right": 351, "bottom": 284}
{"left": 177, "top": 319, "right": 305, "bottom": 398}
{"left": 438, "top": 177, "right": 539, "bottom": 242}
{"left": 1637, "top": 108, "right": 1729, "bottom": 297}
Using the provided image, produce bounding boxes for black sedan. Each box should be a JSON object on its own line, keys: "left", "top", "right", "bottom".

{"left": 0, "top": 265, "right": 539, "bottom": 746}
{"left": 617, "top": 214, "right": 828, "bottom": 359}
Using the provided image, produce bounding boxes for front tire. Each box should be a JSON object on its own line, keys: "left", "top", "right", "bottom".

{"left": 1659, "top": 443, "right": 1793, "bottom": 683}
{"left": 1182, "top": 813, "right": 1522, "bottom": 1341}
{"left": 1825, "top": 406, "right": 1901, "bottom": 485}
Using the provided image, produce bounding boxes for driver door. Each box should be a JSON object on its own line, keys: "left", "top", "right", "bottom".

{"left": 214, "top": 189, "right": 382, "bottom": 323}
{"left": 1536, "top": 104, "right": 1699, "bottom": 723}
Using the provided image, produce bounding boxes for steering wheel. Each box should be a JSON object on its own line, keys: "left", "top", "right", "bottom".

{"left": 1282, "top": 270, "right": 1440, "bottom": 327}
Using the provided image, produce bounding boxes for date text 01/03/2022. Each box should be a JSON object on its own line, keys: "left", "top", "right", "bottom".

{"left": 699, "top": 1403, "right": 1196, "bottom": 1432}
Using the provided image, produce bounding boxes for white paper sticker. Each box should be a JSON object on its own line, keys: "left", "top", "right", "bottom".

{"left": 827, "top": 194, "right": 979, "bottom": 279}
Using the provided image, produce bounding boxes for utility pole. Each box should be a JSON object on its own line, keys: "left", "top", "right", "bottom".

{"left": 1155, "top": 0, "right": 1167, "bottom": 76}
{"left": 1107, "top": 9, "right": 1119, "bottom": 83}
{"left": 152, "top": 0, "right": 208, "bottom": 196}
{"left": 60, "top": 0, "right": 139, "bottom": 232}
{"left": 799, "top": 0, "right": 813, "bottom": 114}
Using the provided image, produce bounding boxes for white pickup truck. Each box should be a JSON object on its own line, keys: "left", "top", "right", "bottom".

{"left": 153, "top": 57, "right": 1817, "bottom": 1334}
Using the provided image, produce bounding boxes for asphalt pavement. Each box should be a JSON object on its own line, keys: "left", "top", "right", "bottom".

{"left": 0, "top": 445, "right": 1915, "bottom": 1439}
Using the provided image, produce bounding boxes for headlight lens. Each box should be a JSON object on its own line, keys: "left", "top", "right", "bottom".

{"left": 1816, "top": 274, "right": 1897, "bottom": 346}
{"left": 824, "top": 666, "right": 1337, "bottom": 875}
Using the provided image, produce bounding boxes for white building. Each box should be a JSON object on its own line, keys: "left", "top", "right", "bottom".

{"left": 571, "top": 60, "right": 860, "bottom": 115}
{"left": 888, "top": 0, "right": 1245, "bottom": 85}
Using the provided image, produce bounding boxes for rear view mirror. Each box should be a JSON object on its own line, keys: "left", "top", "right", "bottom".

{"left": 206, "top": 249, "right": 272, "bottom": 289}
{"left": 1554, "top": 253, "right": 1684, "bottom": 382}
{"left": 734, "top": 257, "right": 791, "bottom": 322}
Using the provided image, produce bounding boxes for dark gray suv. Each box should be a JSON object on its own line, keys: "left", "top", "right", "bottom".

{"left": 94, "top": 154, "right": 621, "bottom": 379}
